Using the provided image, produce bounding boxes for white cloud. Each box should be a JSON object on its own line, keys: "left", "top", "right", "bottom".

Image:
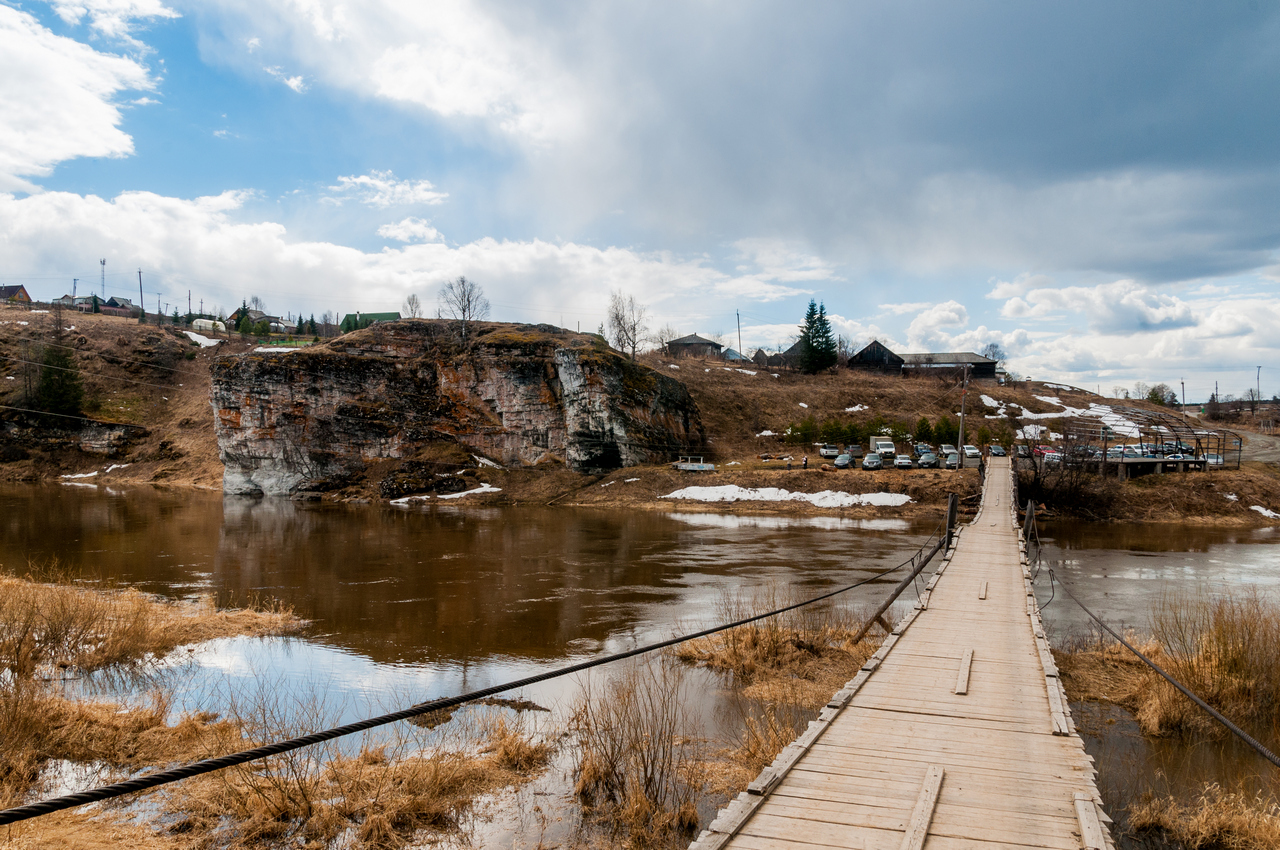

{"left": 328, "top": 170, "right": 447, "bottom": 207}
{"left": 245, "top": 36, "right": 260, "bottom": 51}
{"left": 48, "top": 0, "right": 180, "bottom": 45}
{"left": 377, "top": 217, "right": 441, "bottom": 243}
{"left": 197, "top": 0, "right": 583, "bottom": 144}
{"left": 997, "top": 279, "right": 1198, "bottom": 334}
{"left": 905, "top": 300, "right": 969, "bottom": 349}
{"left": 878, "top": 301, "right": 932, "bottom": 316}
{"left": 263, "top": 65, "right": 305, "bottom": 92}
{"left": 0, "top": 6, "right": 154, "bottom": 191}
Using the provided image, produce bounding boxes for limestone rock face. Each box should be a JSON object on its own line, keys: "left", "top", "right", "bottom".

{"left": 210, "top": 321, "right": 705, "bottom": 495}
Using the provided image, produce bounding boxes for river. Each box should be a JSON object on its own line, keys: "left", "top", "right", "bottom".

{"left": 5, "top": 483, "right": 1279, "bottom": 846}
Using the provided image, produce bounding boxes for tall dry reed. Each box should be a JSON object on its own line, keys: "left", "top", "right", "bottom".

{"left": 572, "top": 658, "right": 704, "bottom": 846}
{"left": 1129, "top": 782, "right": 1280, "bottom": 850}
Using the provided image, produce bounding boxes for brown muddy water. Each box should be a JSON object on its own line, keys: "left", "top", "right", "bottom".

{"left": 3, "top": 484, "right": 1279, "bottom": 846}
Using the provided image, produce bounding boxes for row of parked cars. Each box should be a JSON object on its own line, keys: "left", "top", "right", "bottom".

{"left": 822, "top": 442, "right": 1008, "bottom": 471}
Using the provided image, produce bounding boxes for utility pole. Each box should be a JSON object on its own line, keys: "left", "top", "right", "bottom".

{"left": 100, "top": 259, "right": 106, "bottom": 299}
{"left": 1259, "top": 366, "right": 1263, "bottom": 409}
{"left": 736, "top": 310, "right": 743, "bottom": 360}
{"left": 188, "top": 290, "right": 191, "bottom": 315}
{"left": 72, "top": 278, "right": 77, "bottom": 299}
{"left": 1181, "top": 379, "right": 1186, "bottom": 420}
{"left": 957, "top": 365, "right": 970, "bottom": 468}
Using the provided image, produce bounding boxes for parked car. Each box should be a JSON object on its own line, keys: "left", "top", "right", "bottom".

{"left": 963, "top": 445, "right": 981, "bottom": 460}
{"left": 862, "top": 452, "right": 883, "bottom": 470}
{"left": 988, "top": 445, "right": 1007, "bottom": 457}
{"left": 1043, "top": 450, "right": 1063, "bottom": 465}
{"left": 1033, "top": 445, "right": 1057, "bottom": 457}
{"left": 833, "top": 453, "right": 853, "bottom": 469}
{"left": 943, "top": 452, "right": 960, "bottom": 470}
{"left": 940, "top": 444, "right": 958, "bottom": 457}
{"left": 1204, "top": 453, "right": 1224, "bottom": 466}
{"left": 818, "top": 444, "right": 841, "bottom": 459}
{"left": 917, "top": 451, "right": 939, "bottom": 469}
{"left": 1015, "top": 445, "right": 1031, "bottom": 458}
{"left": 894, "top": 454, "right": 914, "bottom": 470}
{"left": 913, "top": 443, "right": 934, "bottom": 458}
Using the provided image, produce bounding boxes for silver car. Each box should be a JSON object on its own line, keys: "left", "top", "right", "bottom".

{"left": 862, "top": 452, "right": 883, "bottom": 470}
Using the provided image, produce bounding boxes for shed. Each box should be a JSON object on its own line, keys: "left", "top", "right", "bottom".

{"left": 849, "top": 340, "right": 905, "bottom": 371}
{"left": 900, "top": 351, "right": 998, "bottom": 380}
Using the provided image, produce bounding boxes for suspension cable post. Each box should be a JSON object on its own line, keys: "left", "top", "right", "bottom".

{"left": 945, "top": 493, "right": 958, "bottom": 550}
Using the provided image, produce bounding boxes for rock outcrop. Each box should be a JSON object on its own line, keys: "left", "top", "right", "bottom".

{"left": 210, "top": 320, "right": 705, "bottom": 495}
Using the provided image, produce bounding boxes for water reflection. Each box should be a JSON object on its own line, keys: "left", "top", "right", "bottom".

{"left": 0, "top": 485, "right": 936, "bottom": 671}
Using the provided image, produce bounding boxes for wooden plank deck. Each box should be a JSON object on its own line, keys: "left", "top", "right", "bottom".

{"left": 691, "top": 458, "right": 1113, "bottom": 850}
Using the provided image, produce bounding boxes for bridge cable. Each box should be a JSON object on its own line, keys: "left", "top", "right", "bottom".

{"left": 0, "top": 529, "right": 945, "bottom": 827}
{"left": 1023, "top": 502, "right": 1280, "bottom": 769}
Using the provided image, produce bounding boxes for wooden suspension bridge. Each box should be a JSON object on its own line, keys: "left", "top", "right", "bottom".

{"left": 691, "top": 456, "right": 1114, "bottom": 850}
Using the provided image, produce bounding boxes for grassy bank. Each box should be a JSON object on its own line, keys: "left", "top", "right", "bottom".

{"left": 1058, "top": 591, "right": 1280, "bottom": 848}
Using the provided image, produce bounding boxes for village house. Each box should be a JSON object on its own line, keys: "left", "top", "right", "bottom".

{"left": 0, "top": 285, "right": 31, "bottom": 304}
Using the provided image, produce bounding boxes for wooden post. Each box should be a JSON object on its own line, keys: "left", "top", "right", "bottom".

{"left": 945, "top": 493, "right": 958, "bottom": 550}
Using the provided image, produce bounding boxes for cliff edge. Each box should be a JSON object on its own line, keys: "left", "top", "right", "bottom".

{"left": 210, "top": 320, "right": 706, "bottom": 495}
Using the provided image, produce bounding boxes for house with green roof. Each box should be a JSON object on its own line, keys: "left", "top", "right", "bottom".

{"left": 340, "top": 311, "right": 401, "bottom": 333}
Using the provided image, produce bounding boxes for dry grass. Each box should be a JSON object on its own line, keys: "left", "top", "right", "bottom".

{"left": 571, "top": 659, "right": 705, "bottom": 847}
{"left": 0, "top": 562, "right": 302, "bottom": 679}
{"left": 1128, "top": 783, "right": 1280, "bottom": 850}
{"left": 1059, "top": 591, "right": 1280, "bottom": 739}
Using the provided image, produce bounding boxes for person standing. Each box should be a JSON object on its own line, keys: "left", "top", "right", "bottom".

{"left": 802, "top": 455, "right": 808, "bottom": 470}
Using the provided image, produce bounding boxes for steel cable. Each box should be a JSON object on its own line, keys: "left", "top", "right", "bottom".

{"left": 0, "top": 531, "right": 944, "bottom": 826}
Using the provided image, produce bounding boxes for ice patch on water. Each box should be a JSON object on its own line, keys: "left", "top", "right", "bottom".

{"left": 661, "top": 485, "right": 911, "bottom": 508}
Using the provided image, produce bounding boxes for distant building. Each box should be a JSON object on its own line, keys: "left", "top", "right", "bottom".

{"left": 340, "top": 311, "right": 401, "bottom": 333}
{"left": 901, "top": 351, "right": 998, "bottom": 380}
{"left": 752, "top": 348, "right": 769, "bottom": 367}
{"left": 722, "top": 347, "right": 749, "bottom": 362}
{"left": 848, "top": 340, "right": 905, "bottom": 371}
{"left": 846, "top": 341, "right": 997, "bottom": 379}
{"left": 665, "top": 333, "right": 723, "bottom": 358}
{"left": 0, "top": 285, "right": 31, "bottom": 304}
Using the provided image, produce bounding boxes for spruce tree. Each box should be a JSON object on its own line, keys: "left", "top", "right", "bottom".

{"left": 798, "top": 299, "right": 838, "bottom": 374}
{"left": 36, "top": 346, "right": 84, "bottom": 416}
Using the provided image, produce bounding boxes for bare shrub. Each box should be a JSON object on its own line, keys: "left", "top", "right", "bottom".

{"left": 572, "top": 659, "right": 705, "bottom": 845}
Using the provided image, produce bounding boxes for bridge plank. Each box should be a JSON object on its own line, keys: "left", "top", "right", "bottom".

{"left": 705, "top": 458, "right": 1111, "bottom": 850}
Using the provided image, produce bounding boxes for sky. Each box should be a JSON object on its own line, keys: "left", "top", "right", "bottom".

{"left": 1, "top": 0, "right": 1278, "bottom": 402}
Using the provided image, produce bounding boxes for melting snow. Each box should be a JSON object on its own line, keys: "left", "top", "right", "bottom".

{"left": 600, "top": 481, "right": 615, "bottom": 487}
{"left": 756, "top": 430, "right": 776, "bottom": 437}
{"left": 661, "top": 485, "right": 912, "bottom": 508}
{"left": 1251, "top": 506, "right": 1280, "bottom": 519}
{"left": 625, "top": 478, "right": 640, "bottom": 482}
{"left": 726, "top": 461, "right": 741, "bottom": 466}
{"left": 1225, "top": 493, "right": 1239, "bottom": 502}
{"left": 771, "top": 374, "right": 780, "bottom": 378}
{"left": 472, "top": 455, "right": 502, "bottom": 469}
{"left": 735, "top": 369, "right": 757, "bottom": 376}
{"left": 668, "top": 364, "right": 680, "bottom": 370}
{"left": 439, "top": 483, "right": 502, "bottom": 500}
{"left": 254, "top": 346, "right": 301, "bottom": 353}
{"left": 799, "top": 403, "right": 808, "bottom": 408}
{"left": 60, "top": 471, "right": 98, "bottom": 479}
{"left": 845, "top": 404, "right": 868, "bottom": 412}
{"left": 104, "top": 464, "right": 130, "bottom": 474}
{"left": 184, "top": 331, "right": 220, "bottom": 347}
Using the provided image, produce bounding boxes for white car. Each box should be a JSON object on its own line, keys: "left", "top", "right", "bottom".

{"left": 963, "top": 445, "right": 981, "bottom": 459}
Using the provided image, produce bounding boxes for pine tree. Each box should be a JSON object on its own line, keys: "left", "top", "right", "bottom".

{"left": 798, "top": 299, "right": 838, "bottom": 374}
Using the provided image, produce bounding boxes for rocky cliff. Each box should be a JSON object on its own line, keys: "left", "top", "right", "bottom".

{"left": 210, "top": 320, "right": 706, "bottom": 495}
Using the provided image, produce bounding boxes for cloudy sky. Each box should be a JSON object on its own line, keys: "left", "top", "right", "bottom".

{"left": 2, "top": 1, "right": 1277, "bottom": 400}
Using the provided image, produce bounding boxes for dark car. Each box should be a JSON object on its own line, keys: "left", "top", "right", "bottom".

{"left": 1015, "top": 445, "right": 1031, "bottom": 459}
{"left": 917, "top": 451, "right": 939, "bottom": 468}
{"left": 988, "top": 445, "right": 1007, "bottom": 457}
{"left": 943, "top": 452, "right": 960, "bottom": 470}
{"left": 833, "top": 453, "right": 853, "bottom": 469}
{"left": 862, "top": 452, "right": 883, "bottom": 470}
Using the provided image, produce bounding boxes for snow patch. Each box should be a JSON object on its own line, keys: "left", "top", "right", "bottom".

{"left": 184, "top": 331, "right": 220, "bottom": 348}
{"left": 798, "top": 403, "right": 808, "bottom": 409}
{"left": 1224, "top": 493, "right": 1239, "bottom": 502}
{"left": 624, "top": 478, "right": 640, "bottom": 483}
{"left": 600, "top": 481, "right": 615, "bottom": 487}
{"left": 735, "top": 369, "right": 757, "bottom": 376}
{"left": 471, "top": 455, "right": 502, "bottom": 469}
{"left": 254, "top": 346, "right": 301, "bottom": 353}
{"left": 844, "top": 404, "right": 868, "bottom": 413}
{"left": 439, "top": 483, "right": 502, "bottom": 500}
{"left": 104, "top": 464, "right": 130, "bottom": 474}
{"left": 1251, "top": 506, "right": 1280, "bottom": 519}
{"left": 661, "top": 485, "right": 912, "bottom": 508}
{"left": 756, "top": 430, "right": 776, "bottom": 437}
{"left": 1044, "top": 383, "right": 1073, "bottom": 391}
{"left": 726, "top": 461, "right": 741, "bottom": 466}
{"left": 60, "top": 471, "right": 98, "bottom": 479}
{"left": 771, "top": 374, "right": 780, "bottom": 378}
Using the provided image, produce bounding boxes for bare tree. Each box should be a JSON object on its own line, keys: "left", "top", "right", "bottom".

{"left": 979, "top": 342, "right": 1007, "bottom": 365}
{"left": 606, "top": 290, "right": 648, "bottom": 361}
{"left": 249, "top": 295, "right": 265, "bottom": 312}
{"left": 437, "top": 276, "right": 490, "bottom": 344}
{"left": 649, "top": 323, "right": 681, "bottom": 355}
{"left": 402, "top": 293, "right": 422, "bottom": 318}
